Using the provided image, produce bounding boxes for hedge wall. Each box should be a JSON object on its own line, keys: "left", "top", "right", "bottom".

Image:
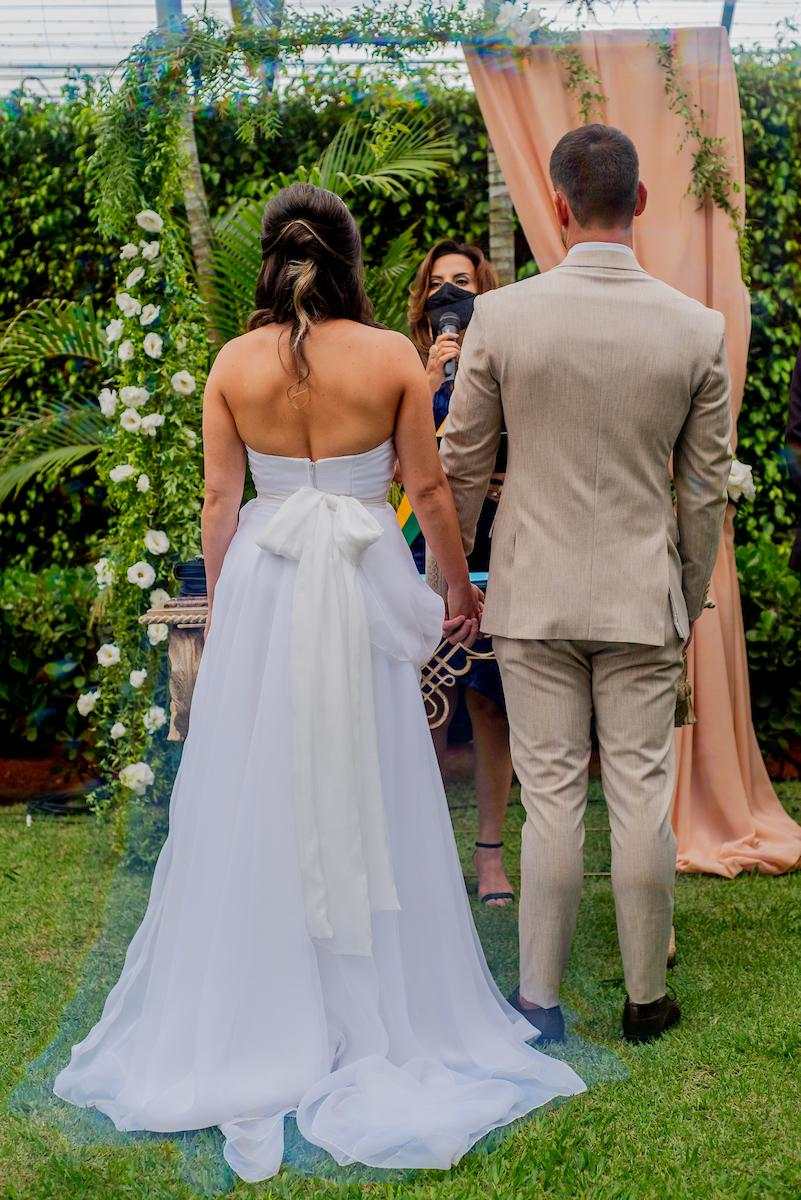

{"left": 1, "top": 57, "right": 800, "bottom": 754}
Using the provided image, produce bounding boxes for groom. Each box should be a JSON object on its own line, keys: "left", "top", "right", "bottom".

{"left": 438, "top": 125, "right": 732, "bottom": 1042}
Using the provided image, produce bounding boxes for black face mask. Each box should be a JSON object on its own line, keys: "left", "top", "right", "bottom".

{"left": 424, "top": 283, "right": 476, "bottom": 335}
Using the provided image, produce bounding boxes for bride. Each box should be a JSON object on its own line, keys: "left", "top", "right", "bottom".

{"left": 54, "top": 183, "right": 585, "bottom": 1182}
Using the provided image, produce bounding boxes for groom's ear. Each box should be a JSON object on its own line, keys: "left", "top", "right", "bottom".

{"left": 634, "top": 181, "right": 648, "bottom": 218}
{"left": 552, "top": 190, "right": 571, "bottom": 230}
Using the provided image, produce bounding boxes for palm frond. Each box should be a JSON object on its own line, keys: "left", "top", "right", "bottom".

{"left": 206, "top": 116, "right": 451, "bottom": 340}
{"left": 0, "top": 398, "right": 106, "bottom": 504}
{"left": 0, "top": 299, "right": 107, "bottom": 390}
{"left": 365, "top": 226, "right": 419, "bottom": 332}
{"left": 311, "top": 113, "right": 454, "bottom": 199}
{"left": 209, "top": 197, "right": 265, "bottom": 342}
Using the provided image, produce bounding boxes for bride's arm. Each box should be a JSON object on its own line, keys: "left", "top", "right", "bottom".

{"left": 393, "top": 339, "right": 482, "bottom": 644}
{"left": 201, "top": 363, "right": 246, "bottom": 632}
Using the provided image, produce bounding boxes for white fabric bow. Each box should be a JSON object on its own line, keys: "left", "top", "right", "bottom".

{"left": 256, "top": 488, "right": 400, "bottom": 957}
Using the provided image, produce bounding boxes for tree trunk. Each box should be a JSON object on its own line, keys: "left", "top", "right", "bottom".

{"left": 155, "top": 0, "right": 221, "bottom": 343}
{"left": 179, "top": 106, "right": 220, "bottom": 342}
{"left": 487, "top": 145, "right": 516, "bottom": 285}
{"left": 482, "top": 2, "right": 516, "bottom": 283}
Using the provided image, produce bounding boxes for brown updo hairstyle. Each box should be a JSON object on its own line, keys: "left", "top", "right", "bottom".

{"left": 407, "top": 239, "right": 499, "bottom": 362}
{"left": 247, "top": 183, "right": 376, "bottom": 402}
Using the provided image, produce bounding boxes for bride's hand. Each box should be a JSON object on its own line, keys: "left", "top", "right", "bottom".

{"left": 444, "top": 581, "right": 484, "bottom": 648}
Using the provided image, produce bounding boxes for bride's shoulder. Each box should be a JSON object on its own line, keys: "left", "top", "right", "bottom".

{"left": 346, "top": 323, "right": 420, "bottom": 365}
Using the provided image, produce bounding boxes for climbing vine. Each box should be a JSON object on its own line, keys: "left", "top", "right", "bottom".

{"left": 554, "top": 45, "right": 606, "bottom": 123}
{"left": 652, "top": 32, "right": 748, "bottom": 268}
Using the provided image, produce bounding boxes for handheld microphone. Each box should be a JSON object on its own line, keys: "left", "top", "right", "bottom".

{"left": 437, "top": 312, "right": 460, "bottom": 381}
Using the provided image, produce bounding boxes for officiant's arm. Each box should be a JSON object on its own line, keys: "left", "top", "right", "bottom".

{"left": 673, "top": 324, "right": 733, "bottom": 623}
{"left": 438, "top": 298, "right": 502, "bottom": 556}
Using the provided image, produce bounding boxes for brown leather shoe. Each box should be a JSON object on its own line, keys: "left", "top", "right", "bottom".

{"left": 622, "top": 993, "right": 681, "bottom": 1043}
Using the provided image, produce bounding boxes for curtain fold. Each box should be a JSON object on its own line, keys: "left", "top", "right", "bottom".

{"left": 466, "top": 26, "right": 801, "bottom": 876}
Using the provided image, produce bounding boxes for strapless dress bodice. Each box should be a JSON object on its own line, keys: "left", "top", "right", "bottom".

{"left": 246, "top": 438, "right": 395, "bottom": 504}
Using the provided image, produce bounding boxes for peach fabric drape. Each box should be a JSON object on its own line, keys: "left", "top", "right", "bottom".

{"left": 465, "top": 26, "right": 801, "bottom": 876}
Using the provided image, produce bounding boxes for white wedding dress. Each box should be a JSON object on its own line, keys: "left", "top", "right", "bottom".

{"left": 54, "top": 438, "right": 585, "bottom": 1182}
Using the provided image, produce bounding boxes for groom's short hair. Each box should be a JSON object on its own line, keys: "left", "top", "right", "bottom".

{"left": 550, "top": 125, "right": 639, "bottom": 228}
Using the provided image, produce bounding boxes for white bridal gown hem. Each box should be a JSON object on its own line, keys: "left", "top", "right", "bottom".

{"left": 53, "top": 439, "right": 585, "bottom": 1183}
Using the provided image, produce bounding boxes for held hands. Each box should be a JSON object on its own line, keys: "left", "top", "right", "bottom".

{"left": 444, "top": 581, "right": 484, "bottom": 649}
{"left": 426, "top": 333, "right": 461, "bottom": 391}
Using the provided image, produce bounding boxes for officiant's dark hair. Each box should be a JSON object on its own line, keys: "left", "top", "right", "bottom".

{"left": 550, "top": 125, "right": 639, "bottom": 228}
{"left": 247, "top": 183, "right": 377, "bottom": 403}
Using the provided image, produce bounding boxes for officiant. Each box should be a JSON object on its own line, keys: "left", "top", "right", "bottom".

{"left": 407, "top": 241, "right": 515, "bottom": 908}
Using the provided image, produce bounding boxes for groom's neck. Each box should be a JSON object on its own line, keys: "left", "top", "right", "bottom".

{"left": 566, "top": 225, "right": 634, "bottom": 251}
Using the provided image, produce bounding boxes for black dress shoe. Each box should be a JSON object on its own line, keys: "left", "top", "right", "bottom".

{"left": 622, "top": 993, "right": 681, "bottom": 1043}
{"left": 507, "top": 989, "right": 565, "bottom": 1044}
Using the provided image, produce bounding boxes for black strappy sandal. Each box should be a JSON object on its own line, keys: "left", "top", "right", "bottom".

{"left": 473, "top": 841, "right": 515, "bottom": 905}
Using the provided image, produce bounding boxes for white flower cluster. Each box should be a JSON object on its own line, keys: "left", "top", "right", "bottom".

{"left": 495, "top": 1, "right": 547, "bottom": 47}
{"left": 727, "top": 458, "right": 756, "bottom": 503}
{"left": 78, "top": 206, "right": 196, "bottom": 800}
{"left": 119, "top": 761, "right": 155, "bottom": 795}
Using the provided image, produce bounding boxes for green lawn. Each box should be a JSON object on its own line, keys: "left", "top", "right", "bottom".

{"left": 2, "top": 781, "right": 800, "bottom": 1200}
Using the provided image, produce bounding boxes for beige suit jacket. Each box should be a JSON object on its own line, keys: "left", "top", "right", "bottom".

{"left": 438, "top": 247, "right": 733, "bottom": 646}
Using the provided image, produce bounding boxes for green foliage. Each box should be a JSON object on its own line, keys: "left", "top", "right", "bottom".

{"left": 736, "top": 45, "right": 801, "bottom": 546}
{"left": 0, "top": 396, "right": 105, "bottom": 505}
{"left": 208, "top": 114, "right": 454, "bottom": 340}
{"left": 0, "top": 90, "right": 115, "bottom": 568}
{"left": 0, "top": 565, "right": 95, "bottom": 753}
{"left": 2, "top": 42, "right": 801, "bottom": 770}
{"left": 736, "top": 533, "right": 801, "bottom": 757}
{"left": 553, "top": 44, "right": 606, "bottom": 123}
{"left": 653, "top": 34, "right": 746, "bottom": 259}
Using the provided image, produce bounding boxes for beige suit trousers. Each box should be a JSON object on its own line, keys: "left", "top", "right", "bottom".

{"left": 494, "top": 607, "right": 683, "bottom": 1007}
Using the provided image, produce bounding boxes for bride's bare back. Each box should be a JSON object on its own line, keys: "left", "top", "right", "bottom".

{"left": 207, "top": 319, "right": 411, "bottom": 461}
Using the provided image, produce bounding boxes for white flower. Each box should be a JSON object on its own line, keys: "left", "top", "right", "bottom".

{"left": 127, "top": 560, "right": 156, "bottom": 589}
{"left": 120, "top": 407, "right": 142, "bottom": 433}
{"left": 143, "top": 704, "right": 167, "bottom": 734}
{"left": 140, "top": 303, "right": 160, "bottom": 326}
{"left": 119, "top": 385, "right": 149, "bottom": 408}
{"left": 105, "top": 319, "right": 124, "bottom": 344}
{"left": 141, "top": 412, "right": 164, "bottom": 437}
{"left": 147, "top": 622, "right": 169, "bottom": 646}
{"left": 119, "top": 760, "right": 155, "bottom": 795}
{"left": 110, "top": 721, "right": 127, "bottom": 740}
{"left": 120, "top": 243, "right": 139, "bottom": 260}
{"left": 97, "top": 642, "right": 121, "bottom": 668}
{"left": 136, "top": 473, "right": 150, "bottom": 493}
{"left": 727, "top": 458, "right": 756, "bottom": 503}
{"left": 125, "top": 265, "right": 145, "bottom": 288}
{"left": 98, "top": 387, "right": 117, "bottom": 416}
{"left": 136, "top": 209, "right": 164, "bottom": 234}
{"left": 150, "top": 588, "right": 171, "bottom": 609}
{"left": 109, "top": 463, "right": 135, "bottom": 484}
{"left": 115, "top": 291, "right": 142, "bottom": 317}
{"left": 175, "top": 335, "right": 187, "bottom": 352}
{"left": 144, "top": 528, "right": 169, "bottom": 555}
{"left": 496, "top": 1, "right": 546, "bottom": 45}
{"left": 129, "top": 668, "right": 148, "bottom": 689}
{"left": 171, "top": 370, "right": 196, "bottom": 395}
{"left": 184, "top": 429, "right": 198, "bottom": 449}
{"left": 77, "top": 689, "right": 100, "bottom": 716}
{"left": 117, "top": 339, "right": 135, "bottom": 362}
{"left": 141, "top": 239, "right": 160, "bottom": 261}
{"left": 143, "top": 332, "right": 163, "bottom": 359}
{"left": 94, "top": 557, "right": 114, "bottom": 590}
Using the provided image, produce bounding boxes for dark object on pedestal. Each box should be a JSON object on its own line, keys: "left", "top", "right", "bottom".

{"left": 174, "top": 557, "right": 207, "bottom": 598}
